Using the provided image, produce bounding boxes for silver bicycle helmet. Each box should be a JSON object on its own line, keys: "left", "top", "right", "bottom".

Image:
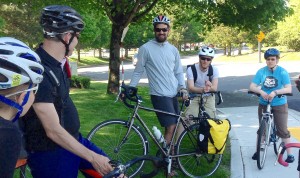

{"left": 0, "top": 37, "right": 44, "bottom": 90}
{"left": 152, "top": 15, "right": 170, "bottom": 26}
{"left": 198, "top": 46, "right": 215, "bottom": 58}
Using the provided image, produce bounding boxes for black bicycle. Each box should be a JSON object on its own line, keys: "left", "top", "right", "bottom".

{"left": 88, "top": 83, "right": 223, "bottom": 177}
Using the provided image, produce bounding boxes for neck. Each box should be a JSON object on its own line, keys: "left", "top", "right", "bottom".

{"left": 199, "top": 64, "right": 208, "bottom": 72}
{"left": 42, "top": 40, "right": 66, "bottom": 62}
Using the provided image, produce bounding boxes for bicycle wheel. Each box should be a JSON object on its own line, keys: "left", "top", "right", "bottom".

{"left": 176, "top": 124, "right": 222, "bottom": 177}
{"left": 87, "top": 119, "right": 148, "bottom": 178}
{"left": 256, "top": 119, "right": 268, "bottom": 169}
{"left": 271, "top": 124, "right": 280, "bottom": 155}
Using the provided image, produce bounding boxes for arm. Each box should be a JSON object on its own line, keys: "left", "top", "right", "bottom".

{"left": 129, "top": 48, "right": 146, "bottom": 87}
{"left": 174, "top": 51, "right": 186, "bottom": 89}
{"left": 33, "top": 103, "right": 112, "bottom": 175}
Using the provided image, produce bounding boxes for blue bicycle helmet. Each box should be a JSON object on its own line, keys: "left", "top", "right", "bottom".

{"left": 264, "top": 48, "right": 280, "bottom": 59}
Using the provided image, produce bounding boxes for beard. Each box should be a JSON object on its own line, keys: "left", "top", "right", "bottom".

{"left": 155, "top": 34, "right": 167, "bottom": 42}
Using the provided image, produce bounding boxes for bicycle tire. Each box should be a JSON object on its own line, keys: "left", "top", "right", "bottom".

{"left": 176, "top": 124, "right": 222, "bottom": 177}
{"left": 271, "top": 124, "right": 280, "bottom": 155}
{"left": 87, "top": 119, "right": 148, "bottom": 178}
{"left": 257, "top": 119, "right": 268, "bottom": 169}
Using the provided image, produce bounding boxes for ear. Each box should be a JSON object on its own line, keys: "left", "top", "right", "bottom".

{"left": 62, "top": 33, "right": 71, "bottom": 43}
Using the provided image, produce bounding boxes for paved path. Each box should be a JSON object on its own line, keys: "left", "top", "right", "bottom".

{"left": 218, "top": 106, "right": 300, "bottom": 178}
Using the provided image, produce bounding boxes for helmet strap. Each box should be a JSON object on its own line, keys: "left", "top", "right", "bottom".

{"left": 0, "top": 84, "right": 32, "bottom": 122}
{"left": 57, "top": 33, "right": 75, "bottom": 56}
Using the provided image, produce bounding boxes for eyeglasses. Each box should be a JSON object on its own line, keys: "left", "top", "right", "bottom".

{"left": 5, "top": 84, "right": 39, "bottom": 98}
{"left": 154, "top": 28, "right": 168, "bottom": 32}
{"left": 266, "top": 58, "right": 276, "bottom": 61}
{"left": 200, "top": 57, "right": 212, "bottom": 61}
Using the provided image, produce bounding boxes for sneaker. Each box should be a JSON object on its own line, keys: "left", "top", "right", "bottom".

{"left": 252, "top": 152, "right": 258, "bottom": 160}
{"left": 285, "top": 155, "right": 295, "bottom": 163}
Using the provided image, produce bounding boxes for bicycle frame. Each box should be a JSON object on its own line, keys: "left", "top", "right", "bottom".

{"left": 261, "top": 104, "right": 274, "bottom": 146}
{"left": 115, "top": 98, "right": 193, "bottom": 159}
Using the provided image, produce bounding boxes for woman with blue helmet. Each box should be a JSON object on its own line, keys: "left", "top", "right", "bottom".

{"left": 0, "top": 37, "right": 44, "bottom": 178}
{"left": 249, "top": 48, "right": 294, "bottom": 163}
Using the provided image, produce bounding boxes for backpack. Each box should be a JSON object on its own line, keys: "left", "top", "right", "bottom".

{"left": 187, "top": 64, "right": 213, "bottom": 83}
{"left": 197, "top": 118, "right": 231, "bottom": 154}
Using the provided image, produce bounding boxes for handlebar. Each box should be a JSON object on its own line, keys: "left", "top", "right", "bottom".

{"left": 103, "top": 156, "right": 164, "bottom": 178}
{"left": 248, "top": 90, "right": 293, "bottom": 97}
{"left": 277, "top": 142, "right": 300, "bottom": 167}
{"left": 189, "top": 91, "right": 223, "bottom": 105}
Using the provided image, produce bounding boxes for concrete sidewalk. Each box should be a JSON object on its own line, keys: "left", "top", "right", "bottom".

{"left": 218, "top": 106, "right": 300, "bottom": 178}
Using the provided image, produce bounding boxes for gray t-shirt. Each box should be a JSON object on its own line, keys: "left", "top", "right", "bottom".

{"left": 186, "top": 64, "right": 219, "bottom": 87}
{"left": 129, "top": 39, "right": 185, "bottom": 97}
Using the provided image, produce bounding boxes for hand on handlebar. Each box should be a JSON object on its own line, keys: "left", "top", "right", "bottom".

{"left": 91, "top": 153, "right": 114, "bottom": 176}
{"left": 178, "top": 88, "right": 189, "bottom": 100}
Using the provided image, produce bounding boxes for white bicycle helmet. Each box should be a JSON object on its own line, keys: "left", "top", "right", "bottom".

{"left": 152, "top": 15, "right": 170, "bottom": 26}
{"left": 198, "top": 46, "right": 215, "bottom": 58}
{"left": 0, "top": 37, "right": 44, "bottom": 90}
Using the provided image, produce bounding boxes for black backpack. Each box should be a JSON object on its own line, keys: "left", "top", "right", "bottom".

{"left": 187, "top": 64, "right": 213, "bottom": 83}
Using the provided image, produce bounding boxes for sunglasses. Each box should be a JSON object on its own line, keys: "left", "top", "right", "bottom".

{"left": 200, "top": 57, "right": 212, "bottom": 61}
{"left": 266, "top": 58, "right": 276, "bottom": 61}
{"left": 154, "top": 28, "right": 168, "bottom": 32}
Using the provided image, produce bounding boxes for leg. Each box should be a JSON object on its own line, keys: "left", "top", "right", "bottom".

{"left": 28, "top": 148, "right": 80, "bottom": 178}
{"left": 273, "top": 104, "right": 294, "bottom": 162}
{"left": 203, "top": 95, "right": 216, "bottom": 118}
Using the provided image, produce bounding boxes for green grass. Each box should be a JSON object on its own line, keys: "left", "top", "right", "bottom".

{"left": 14, "top": 82, "right": 230, "bottom": 178}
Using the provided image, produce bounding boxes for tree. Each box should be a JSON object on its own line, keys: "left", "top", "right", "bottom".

{"left": 276, "top": 0, "right": 300, "bottom": 51}
{"left": 99, "top": 1, "right": 159, "bottom": 94}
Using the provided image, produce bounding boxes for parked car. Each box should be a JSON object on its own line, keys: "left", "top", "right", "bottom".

{"left": 132, "top": 53, "right": 138, "bottom": 66}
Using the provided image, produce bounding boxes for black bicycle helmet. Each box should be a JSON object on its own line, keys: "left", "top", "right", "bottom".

{"left": 264, "top": 48, "right": 280, "bottom": 59}
{"left": 41, "top": 5, "right": 84, "bottom": 36}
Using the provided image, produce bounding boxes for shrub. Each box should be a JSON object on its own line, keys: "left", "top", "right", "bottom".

{"left": 70, "top": 76, "right": 91, "bottom": 89}
{"left": 80, "top": 77, "right": 91, "bottom": 89}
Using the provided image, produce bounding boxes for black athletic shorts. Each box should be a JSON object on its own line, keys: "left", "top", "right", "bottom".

{"left": 151, "top": 95, "right": 179, "bottom": 127}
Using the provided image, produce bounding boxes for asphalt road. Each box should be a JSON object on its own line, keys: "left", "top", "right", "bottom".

{"left": 77, "top": 55, "right": 300, "bottom": 111}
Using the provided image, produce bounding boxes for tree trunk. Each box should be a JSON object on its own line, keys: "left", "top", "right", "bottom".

{"left": 125, "top": 48, "right": 128, "bottom": 58}
{"left": 93, "top": 49, "right": 96, "bottom": 57}
{"left": 228, "top": 44, "right": 232, "bottom": 56}
{"left": 238, "top": 43, "right": 242, "bottom": 55}
{"left": 107, "top": 24, "right": 123, "bottom": 94}
{"left": 223, "top": 45, "right": 226, "bottom": 55}
{"left": 98, "top": 48, "right": 102, "bottom": 58}
{"left": 77, "top": 48, "right": 81, "bottom": 62}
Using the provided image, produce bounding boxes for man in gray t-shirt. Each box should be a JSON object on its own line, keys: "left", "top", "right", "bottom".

{"left": 129, "top": 15, "right": 187, "bottom": 146}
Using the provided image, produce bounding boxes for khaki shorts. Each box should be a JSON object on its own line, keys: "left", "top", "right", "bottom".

{"left": 258, "top": 103, "right": 290, "bottom": 138}
{"left": 185, "top": 95, "right": 216, "bottom": 119}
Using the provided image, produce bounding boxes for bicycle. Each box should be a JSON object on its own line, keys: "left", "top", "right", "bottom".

{"left": 87, "top": 83, "right": 224, "bottom": 177}
{"left": 248, "top": 91, "right": 292, "bottom": 169}
{"left": 276, "top": 142, "right": 300, "bottom": 178}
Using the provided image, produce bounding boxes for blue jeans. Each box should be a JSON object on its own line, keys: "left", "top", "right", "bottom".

{"left": 28, "top": 134, "right": 108, "bottom": 178}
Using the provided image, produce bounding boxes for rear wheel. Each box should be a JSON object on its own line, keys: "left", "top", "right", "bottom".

{"left": 176, "top": 124, "right": 222, "bottom": 177}
{"left": 257, "top": 119, "right": 268, "bottom": 169}
{"left": 87, "top": 119, "right": 148, "bottom": 178}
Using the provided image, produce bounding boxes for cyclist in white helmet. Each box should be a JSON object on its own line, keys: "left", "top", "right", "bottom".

{"left": 0, "top": 37, "right": 44, "bottom": 177}
{"left": 186, "top": 46, "right": 219, "bottom": 118}
{"left": 129, "top": 15, "right": 187, "bottom": 176}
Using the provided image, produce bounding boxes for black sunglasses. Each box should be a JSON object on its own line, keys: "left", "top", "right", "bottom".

{"left": 154, "top": 28, "right": 168, "bottom": 32}
{"left": 200, "top": 57, "right": 212, "bottom": 61}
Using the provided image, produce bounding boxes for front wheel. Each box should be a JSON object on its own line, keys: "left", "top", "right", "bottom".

{"left": 257, "top": 119, "right": 268, "bottom": 169}
{"left": 87, "top": 119, "right": 148, "bottom": 178}
{"left": 176, "top": 124, "right": 222, "bottom": 177}
{"left": 271, "top": 124, "right": 280, "bottom": 155}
